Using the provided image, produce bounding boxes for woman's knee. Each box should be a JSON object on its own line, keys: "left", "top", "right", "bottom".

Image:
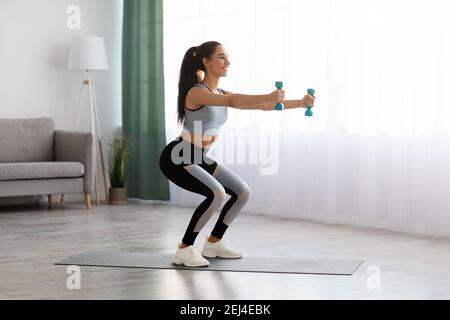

{"left": 211, "top": 187, "right": 227, "bottom": 205}
{"left": 238, "top": 185, "right": 251, "bottom": 203}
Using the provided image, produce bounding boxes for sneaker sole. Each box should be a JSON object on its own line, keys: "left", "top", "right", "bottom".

{"left": 202, "top": 251, "right": 243, "bottom": 259}
{"left": 172, "top": 256, "right": 209, "bottom": 267}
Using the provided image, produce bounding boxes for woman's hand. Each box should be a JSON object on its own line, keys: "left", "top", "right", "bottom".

{"left": 301, "top": 94, "right": 315, "bottom": 109}
{"left": 268, "top": 89, "right": 285, "bottom": 104}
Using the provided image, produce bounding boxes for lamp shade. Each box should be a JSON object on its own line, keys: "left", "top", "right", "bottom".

{"left": 68, "top": 36, "right": 109, "bottom": 71}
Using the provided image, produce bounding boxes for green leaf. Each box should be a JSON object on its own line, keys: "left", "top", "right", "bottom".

{"left": 107, "top": 131, "right": 130, "bottom": 188}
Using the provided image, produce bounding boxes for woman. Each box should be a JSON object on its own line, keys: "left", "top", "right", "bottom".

{"left": 159, "top": 41, "right": 315, "bottom": 267}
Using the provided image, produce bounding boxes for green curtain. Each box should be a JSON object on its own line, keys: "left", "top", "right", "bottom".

{"left": 122, "top": 0, "right": 170, "bottom": 200}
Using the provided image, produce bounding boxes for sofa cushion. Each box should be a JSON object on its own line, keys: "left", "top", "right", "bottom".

{"left": 0, "top": 118, "right": 54, "bottom": 162}
{"left": 0, "top": 162, "right": 84, "bottom": 181}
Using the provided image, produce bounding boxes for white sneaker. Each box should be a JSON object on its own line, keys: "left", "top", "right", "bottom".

{"left": 201, "top": 236, "right": 243, "bottom": 259}
{"left": 172, "top": 244, "right": 210, "bottom": 267}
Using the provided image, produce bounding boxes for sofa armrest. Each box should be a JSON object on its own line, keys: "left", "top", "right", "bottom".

{"left": 55, "top": 130, "right": 94, "bottom": 192}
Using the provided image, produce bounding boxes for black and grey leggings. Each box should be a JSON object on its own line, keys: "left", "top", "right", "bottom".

{"left": 159, "top": 137, "right": 251, "bottom": 246}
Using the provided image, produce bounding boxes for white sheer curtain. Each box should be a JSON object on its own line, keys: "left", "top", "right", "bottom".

{"left": 163, "top": 0, "right": 450, "bottom": 236}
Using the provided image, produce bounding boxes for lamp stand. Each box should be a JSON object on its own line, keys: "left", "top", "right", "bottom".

{"left": 73, "top": 70, "right": 109, "bottom": 205}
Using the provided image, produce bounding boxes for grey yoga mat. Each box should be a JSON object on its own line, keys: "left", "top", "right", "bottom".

{"left": 56, "top": 251, "right": 363, "bottom": 275}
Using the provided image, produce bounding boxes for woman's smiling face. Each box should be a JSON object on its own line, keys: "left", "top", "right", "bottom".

{"left": 203, "top": 45, "right": 230, "bottom": 77}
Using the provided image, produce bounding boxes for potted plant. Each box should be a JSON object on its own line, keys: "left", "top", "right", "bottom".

{"left": 108, "top": 130, "right": 129, "bottom": 205}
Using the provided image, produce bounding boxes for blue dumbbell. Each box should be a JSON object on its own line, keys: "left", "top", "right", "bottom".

{"left": 305, "top": 88, "right": 315, "bottom": 117}
{"left": 274, "top": 81, "right": 284, "bottom": 110}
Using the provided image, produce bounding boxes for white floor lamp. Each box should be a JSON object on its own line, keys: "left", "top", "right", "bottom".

{"left": 67, "top": 36, "right": 109, "bottom": 205}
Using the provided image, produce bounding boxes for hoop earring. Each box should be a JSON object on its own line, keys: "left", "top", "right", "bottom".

{"left": 196, "top": 69, "right": 205, "bottom": 81}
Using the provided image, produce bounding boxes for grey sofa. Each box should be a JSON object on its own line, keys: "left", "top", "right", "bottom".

{"left": 0, "top": 118, "right": 94, "bottom": 209}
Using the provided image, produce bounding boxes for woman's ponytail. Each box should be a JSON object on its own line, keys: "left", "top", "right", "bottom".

{"left": 176, "top": 41, "right": 222, "bottom": 125}
{"left": 177, "top": 46, "right": 200, "bottom": 125}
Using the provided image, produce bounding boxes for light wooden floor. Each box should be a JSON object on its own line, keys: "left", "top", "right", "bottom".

{"left": 1, "top": 201, "right": 450, "bottom": 300}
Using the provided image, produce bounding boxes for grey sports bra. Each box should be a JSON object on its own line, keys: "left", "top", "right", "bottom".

{"left": 183, "top": 82, "right": 228, "bottom": 135}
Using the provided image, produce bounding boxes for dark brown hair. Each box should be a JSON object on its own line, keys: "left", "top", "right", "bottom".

{"left": 177, "top": 41, "right": 222, "bottom": 124}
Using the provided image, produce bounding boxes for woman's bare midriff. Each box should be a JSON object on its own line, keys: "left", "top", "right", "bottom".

{"left": 180, "top": 130, "right": 218, "bottom": 149}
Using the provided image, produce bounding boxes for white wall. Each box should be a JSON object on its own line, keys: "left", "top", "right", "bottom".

{"left": 0, "top": 0, "right": 123, "bottom": 202}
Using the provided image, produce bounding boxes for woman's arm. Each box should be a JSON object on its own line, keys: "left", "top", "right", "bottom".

{"left": 281, "top": 99, "right": 308, "bottom": 110}
{"left": 222, "top": 90, "right": 311, "bottom": 111}
{"left": 229, "top": 99, "right": 308, "bottom": 111}
{"left": 220, "top": 90, "right": 268, "bottom": 110}
{"left": 221, "top": 89, "right": 278, "bottom": 110}
{"left": 188, "top": 87, "right": 282, "bottom": 110}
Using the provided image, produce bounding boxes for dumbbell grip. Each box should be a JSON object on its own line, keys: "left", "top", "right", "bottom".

{"left": 305, "top": 88, "right": 315, "bottom": 117}
{"left": 275, "top": 81, "right": 284, "bottom": 110}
